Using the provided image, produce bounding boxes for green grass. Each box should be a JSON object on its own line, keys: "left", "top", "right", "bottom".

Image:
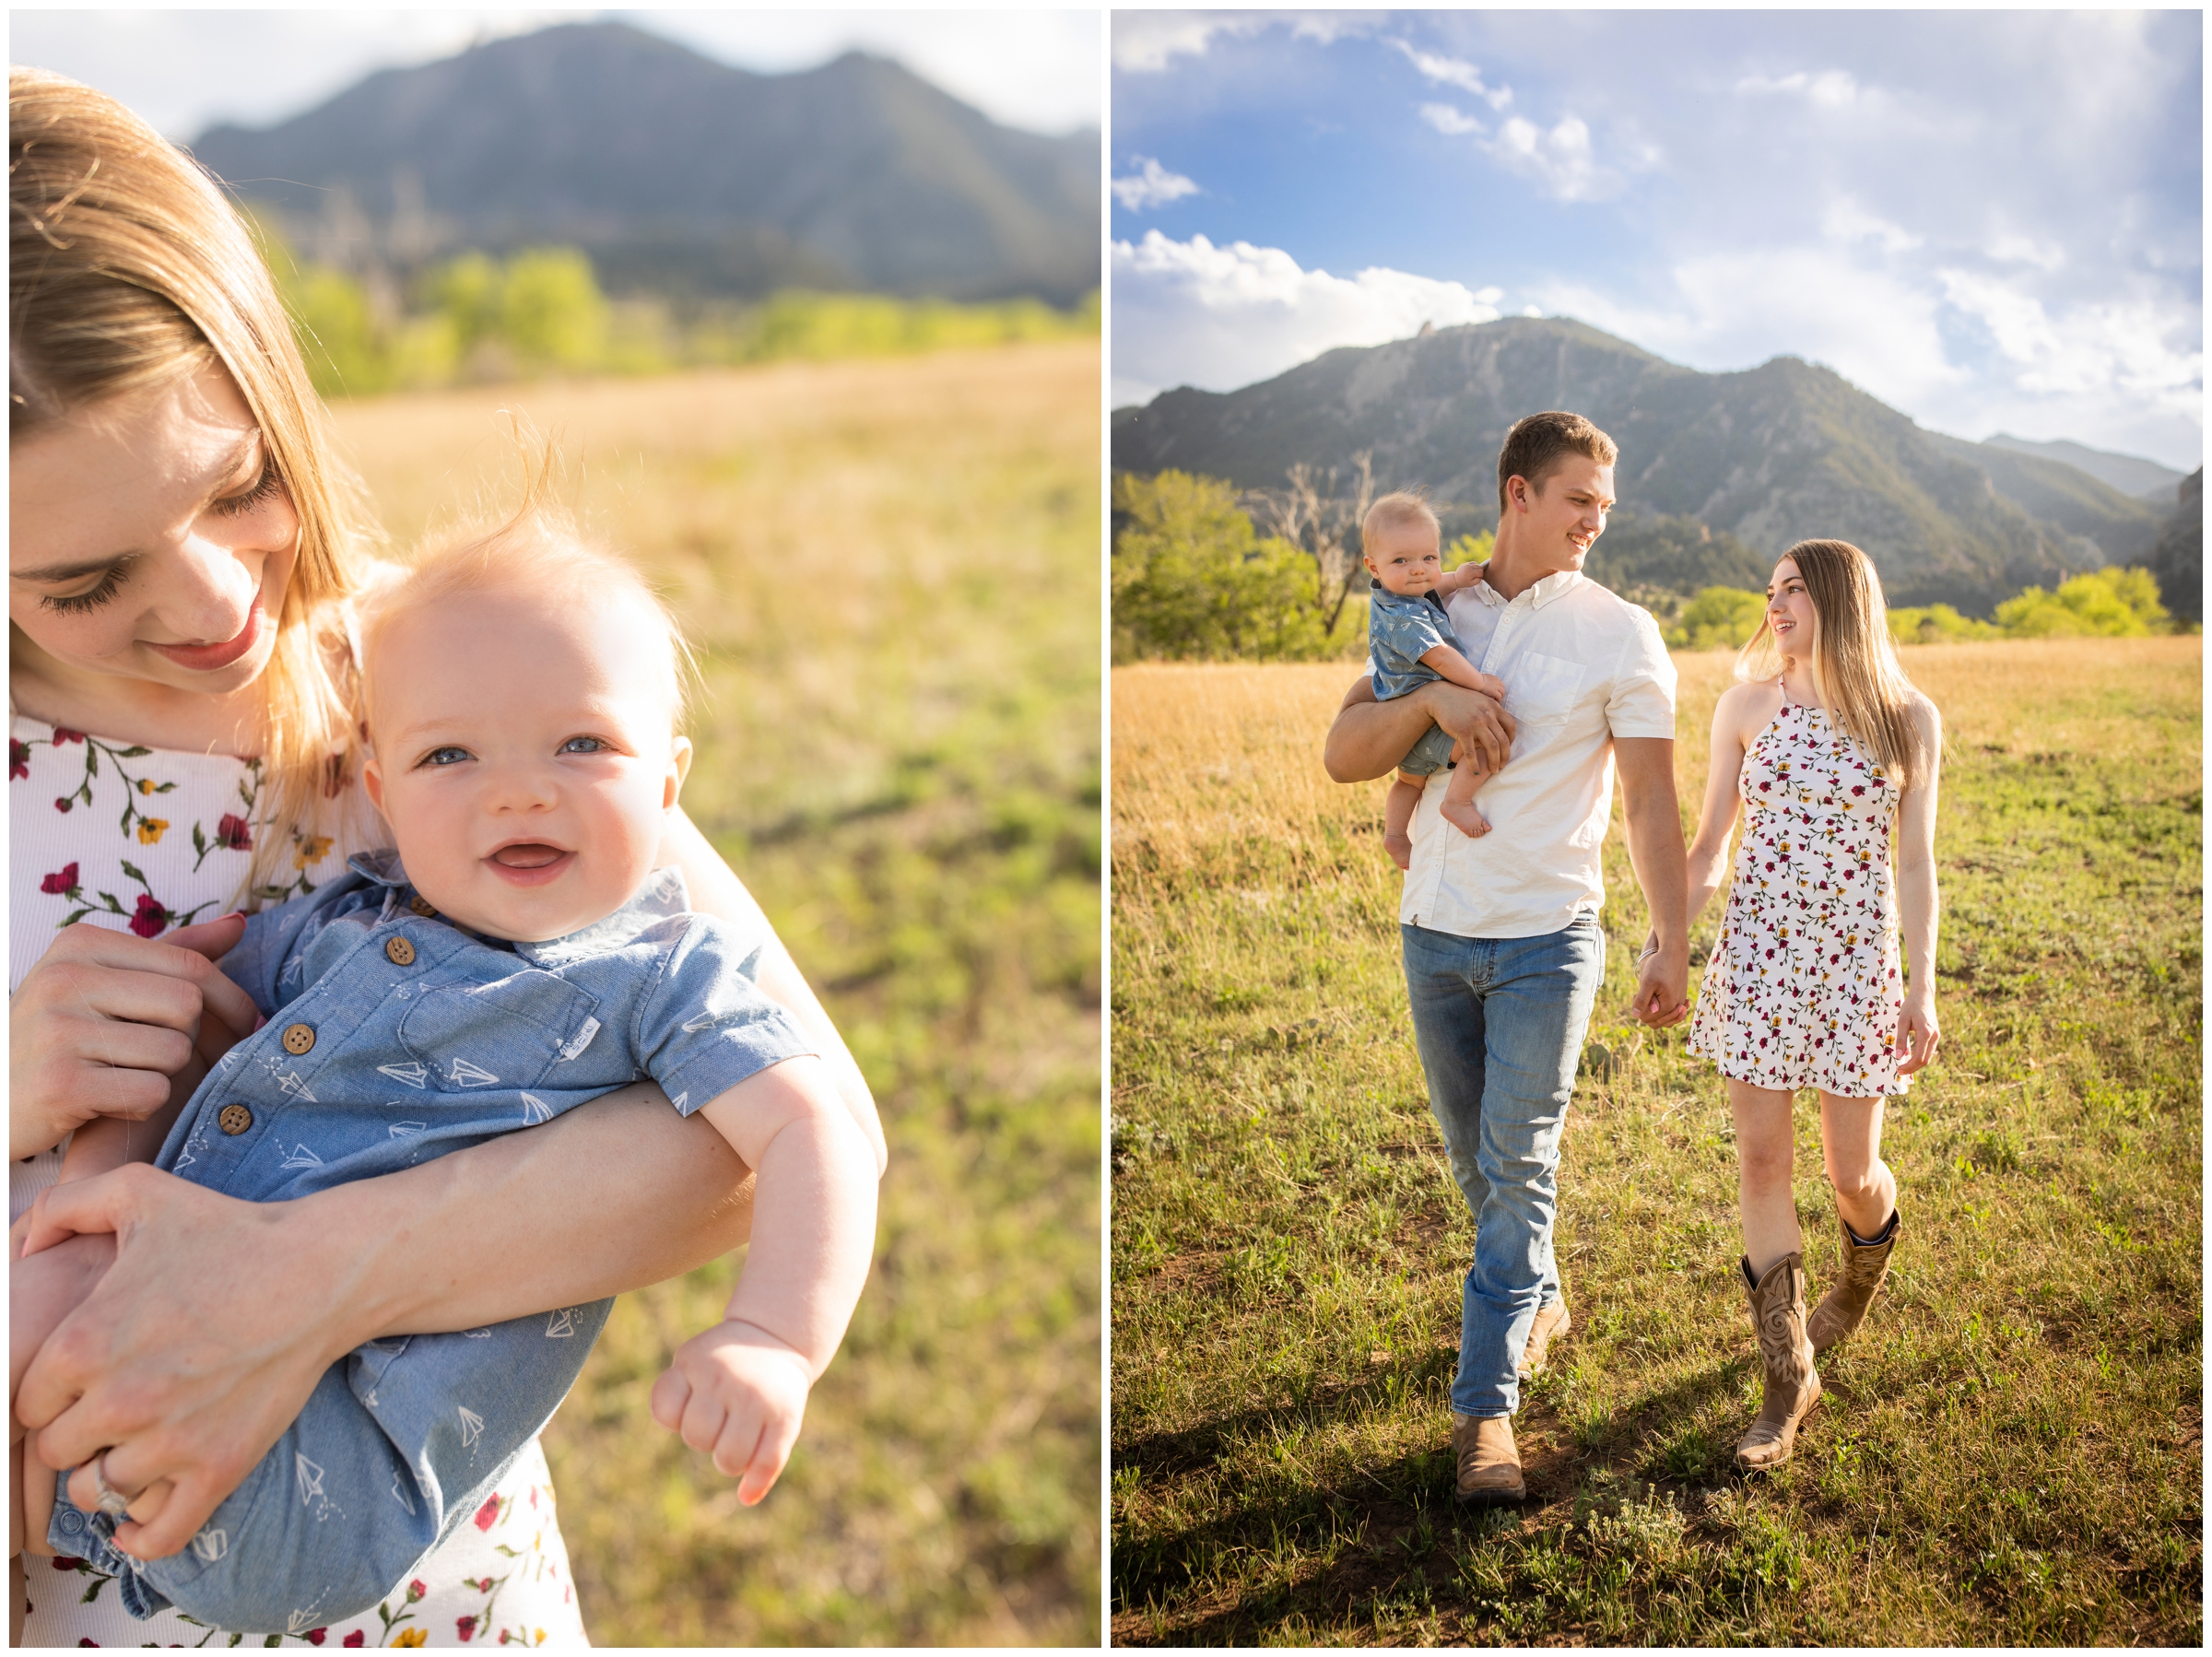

{"left": 335, "top": 341, "right": 1100, "bottom": 1644}
{"left": 1110, "top": 640, "right": 2201, "bottom": 1644}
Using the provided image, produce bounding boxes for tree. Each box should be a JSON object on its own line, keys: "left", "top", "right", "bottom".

{"left": 1244, "top": 453, "right": 1376, "bottom": 651}
{"left": 499, "top": 249, "right": 610, "bottom": 370}
{"left": 1112, "top": 472, "right": 1335, "bottom": 661}
{"left": 1994, "top": 566, "right": 2169, "bottom": 638}
{"left": 1665, "top": 587, "right": 1767, "bottom": 651}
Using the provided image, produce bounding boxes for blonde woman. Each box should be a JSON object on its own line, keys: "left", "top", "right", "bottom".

{"left": 1679, "top": 540, "right": 1941, "bottom": 1470}
{"left": 8, "top": 70, "right": 882, "bottom": 1644}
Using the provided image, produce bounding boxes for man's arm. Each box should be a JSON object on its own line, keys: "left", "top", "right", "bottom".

{"left": 1324, "top": 674, "right": 1518, "bottom": 783}
{"left": 1614, "top": 736, "right": 1689, "bottom": 1027}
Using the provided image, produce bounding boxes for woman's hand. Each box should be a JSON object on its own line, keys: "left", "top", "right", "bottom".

{"left": 1895, "top": 990, "right": 1940, "bottom": 1075}
{"left": 8, "top": 914, "right": 260, "bottom": 1161}
{"left": 13, "top": 1165, "right": 357, "bottom": 1562}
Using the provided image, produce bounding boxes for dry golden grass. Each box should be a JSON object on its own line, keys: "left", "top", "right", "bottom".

{"left": 331, "top": 342, "right": 1101, "bottom": 1646}
{"left": 1111, "top": 636, "right": 2201, "bottom": 1645}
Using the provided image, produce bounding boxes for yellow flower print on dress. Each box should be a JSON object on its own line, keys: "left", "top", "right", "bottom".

{"left": 136, "top": 818, "right": 171, "bottom": 844}
{"left": 294, "top": 834, "right": 335, "bottom": 869}
{"left": 394, "top": 1629, "right": 429, "bottom": 1648}
{"left": 137, "top": 777, "right": 159, "bottom": 794}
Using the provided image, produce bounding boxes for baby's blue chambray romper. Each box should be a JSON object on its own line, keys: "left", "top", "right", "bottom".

{"left": 50, "top": 852, "right": 817, "bottom": 1634}
{"left": 1369, "top": 584, "right": 1466, "bottom": 775}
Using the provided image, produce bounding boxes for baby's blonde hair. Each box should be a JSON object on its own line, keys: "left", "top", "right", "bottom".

{"left": 1362, "top": 489, "right": 1441, "bottom": 555}
{"left": 363, "top": 479, "right": 694, "bottom": 739}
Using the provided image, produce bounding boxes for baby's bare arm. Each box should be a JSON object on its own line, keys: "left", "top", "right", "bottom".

{"left": 650, "top": 1058, "right": 879, "bottom": 1500}
{"left": 1418, "top": 644, "right": 1508, "bottom": 709}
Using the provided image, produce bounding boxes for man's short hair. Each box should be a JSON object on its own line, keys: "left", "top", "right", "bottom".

{"left": 1361, "top": 489, "right": 1441, "bottom": 555}
{"left": 1496, "top": 412, "right": 1618, "bottom": 512}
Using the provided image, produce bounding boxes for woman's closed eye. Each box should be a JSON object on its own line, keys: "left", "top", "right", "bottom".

{"left": 39, "top": 562, "right": 132, "bottom": 616}
{"left": 210, "top": 454, "right": 286, "bottom": 519}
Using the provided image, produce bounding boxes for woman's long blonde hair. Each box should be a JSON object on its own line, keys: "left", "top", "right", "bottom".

{"left": 1735, "top": 538, "right": 1936, "bottom": 791}
{"left": 10, "top": 67, "right": 378, "bottom": 904}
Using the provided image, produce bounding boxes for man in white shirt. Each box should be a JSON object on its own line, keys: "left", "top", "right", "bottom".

{"left": 1324, "top": 411, "right": 1690, "bottom": 1505}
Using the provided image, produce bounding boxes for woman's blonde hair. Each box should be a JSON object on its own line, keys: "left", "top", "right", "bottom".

{"left": 10, "top": 67, "right": 378, "bottom": 904}
{"left": 1735, "top": 538, "right": 1936, "bottom": 790}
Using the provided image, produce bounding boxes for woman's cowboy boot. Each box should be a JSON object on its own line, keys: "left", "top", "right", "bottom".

{"left": 1806, "top": 1208, "right": 1900, "bottom": 1355}
{"left": 1735, "top": 1252, "right": 1820, "bottom": 1469}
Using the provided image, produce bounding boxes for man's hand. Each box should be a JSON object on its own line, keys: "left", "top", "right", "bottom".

{"left": 1632, "top": 942, "right": 1690, "bottom": 1027}
{"left": 1417, "top": 679, "right": 1516, "bottom": 773}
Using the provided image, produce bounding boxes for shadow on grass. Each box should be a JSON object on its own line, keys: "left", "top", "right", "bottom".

{"left": 1114, "top": 1343, "right": 1781, "bottom": 1640}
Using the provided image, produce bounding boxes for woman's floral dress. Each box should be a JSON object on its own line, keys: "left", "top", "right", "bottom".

{"left": 12, "top": 717, "right": 590, "bottom": 1646}
{"left": 1687, "top": 690, "right": 1910, "bottom": 1096}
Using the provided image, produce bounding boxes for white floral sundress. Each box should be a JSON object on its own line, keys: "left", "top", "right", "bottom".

{"left": 11, "top": 716, "right": 589, "bottom": 1647}
{"left": 1686, "top": 687, "right": 1909, "bottom": 1097}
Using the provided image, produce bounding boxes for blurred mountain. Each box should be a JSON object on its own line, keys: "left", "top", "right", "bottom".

{"left": 189, "top": 20, "right": 1100, "bottom": 305}
{"left": 1982, "top": 433, "right": 2190, "bottom": 502}
{"left": 2144, "top": 468, "right": 2203, "bottom": 622}
{"left": 1112, "top": 317, "right": 2161, "bottom": 612}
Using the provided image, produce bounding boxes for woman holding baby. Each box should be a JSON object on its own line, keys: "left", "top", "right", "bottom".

{"left": 9, "top": 70, "right": 883, "bottom": 1644}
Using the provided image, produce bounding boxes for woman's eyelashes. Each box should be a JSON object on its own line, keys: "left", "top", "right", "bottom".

{"left": 40, "top": 562, "right": 130, "bottom": 616}
{"left": 211, "top": 455, "right": 286, "bottom": 518}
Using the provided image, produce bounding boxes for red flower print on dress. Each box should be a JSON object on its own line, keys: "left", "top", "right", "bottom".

{"left": 54, "top": 795, "right": 73, "bottom": 814}
{"left": 305, "top": 1631, "right": 327, "bottom": 1646}
{"left": 475, "top": 1494, "right": 503, "bottom": 1532}
{"left": 9, "top": 737, "right": 29, "bottom": 779}
{"left": 344, "top": 1633, "right": 367, "bottom": 1648}
{"left": 409, "top": 1580, "right": 429, "bottom": 1603}
{"left": 53, "top": 726, "right": 85, "bottom": 744}
{"left": 216, "top": 812, "right": 253, "bottom": 851}
{"left": 128, "top": 893, "right": 170, "bottom": 938}
{"left": 41, "top": 864, "right": 79, "bottom": 895}
{"left": 457, "top": 1615, "right": 478, "bottom": 1642}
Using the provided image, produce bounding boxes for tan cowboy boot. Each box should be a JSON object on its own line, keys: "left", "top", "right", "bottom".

{"left": 1735, "top": 1252, "right": 1820, "bottom": 1470}
{"left": 1806, "top": 1208, "right": 1900, "bottom": 1355}
{"left": 1519, "top": 1299, "right": 1572, "bottom": 1381}
{"left": 1452, "top": 1413, "right": 1524, "bottom": 1505}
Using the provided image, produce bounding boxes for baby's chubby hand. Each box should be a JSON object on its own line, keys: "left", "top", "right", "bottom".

{"left": 650, "top": 1318, "right": 813, "bottom": 1505}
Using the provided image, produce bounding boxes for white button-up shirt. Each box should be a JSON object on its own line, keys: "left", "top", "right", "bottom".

{"left": 1401, "top": 569, "right": 1677, "bottom": 939}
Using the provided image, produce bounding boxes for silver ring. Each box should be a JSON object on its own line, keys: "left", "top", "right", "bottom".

{"left": 90, "top": 1450, "right": 136, "bottom": 1518}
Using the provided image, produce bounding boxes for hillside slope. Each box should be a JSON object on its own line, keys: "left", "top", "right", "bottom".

{"left": 1112, "top": 318, "right": 2159, "bottom": 610}
{"left": 189, "top": 21, "right": 1100, "bottom": 304}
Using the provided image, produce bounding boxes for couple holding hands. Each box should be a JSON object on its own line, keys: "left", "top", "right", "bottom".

{"left": 1330, "top": 411, "right": 1942, "bottom": 1502}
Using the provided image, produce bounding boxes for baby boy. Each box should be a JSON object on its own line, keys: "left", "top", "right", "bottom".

{"left": 1363, "top": 492, "right": 1507, "bottom": 867}
{"left": 13, "top": 511, "right": 880, "bottom": 1633}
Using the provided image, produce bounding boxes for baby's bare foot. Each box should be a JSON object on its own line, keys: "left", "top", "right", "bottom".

{"left": 1383, "top": 832, "right": 1413, "bottom": 870}
{"left": 1439, "top": 799, "right": 1491, "bottom": 839}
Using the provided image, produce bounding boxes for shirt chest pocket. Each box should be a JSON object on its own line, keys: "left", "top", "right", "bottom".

{"left": 1505, "top": 651, "right": 1587, "bottom": 727}
{"left": 398, "top": 969, "right": 602, "bottom": 1094}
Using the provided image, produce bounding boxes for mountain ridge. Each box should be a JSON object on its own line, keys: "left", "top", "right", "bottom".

{"left": 187, "top": 21, "right": 1100, "bottom": 305}
{"left": 1112, "top": 317, "right": 2162, "bottom": 613}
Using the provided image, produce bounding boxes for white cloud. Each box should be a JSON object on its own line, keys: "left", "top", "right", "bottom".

{"left": 1389, "top": 38, "right": 1512, "bottom": 110}
{"left": 1984, "top": 234, "right": 2065, "bottom": 271}
{"left": 1936, "top": 270, "right": 2201, "bottom": 415}
{"left": 1112, "top": 157, "right": 1201, "bottom": 213}
{"left": 1822, "top": 198, "right": 1922, "bottom": 254}
{"left": 1735, "top": 68, "right": 1865, "bottom": 110}
{"left": 1420, "top": 103, "right": 1485, "bottom": 137}
{"left": 1111, "top": 231, "right": 1504, "bottom": 406}
{"left": 1485, "top": 114, "right": 1613, "bottom": 202}
{"left": 1112, "top": 10, "right": 1367, "bottom": 73}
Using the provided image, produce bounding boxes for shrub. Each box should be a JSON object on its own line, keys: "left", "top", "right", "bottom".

{"left": 1112, "top": 472, "right": 1347, "bottom": 661}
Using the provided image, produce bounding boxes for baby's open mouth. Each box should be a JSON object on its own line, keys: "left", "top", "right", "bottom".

{"left": 490, "top": 843, "right": 569, "bottom": 870}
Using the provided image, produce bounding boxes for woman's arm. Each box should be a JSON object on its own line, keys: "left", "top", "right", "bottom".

{"left": 1323, "top": 675, "right": 1518, "bottom": 783}
{"left": 16, "top": 804, "right": 879, "bottom": 1562}
{"left": 1684, "top": 684, "right": 1763, "bottom": 928}
{"left": 1892, "top": 699, "right": 1943, "bottom": 1075}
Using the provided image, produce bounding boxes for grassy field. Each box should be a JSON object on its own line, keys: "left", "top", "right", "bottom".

{"left": 333, "top": 340, "right": 1101, "bottom": 1645}
{"left": 1111, "top": 639, "right": 2201, "bottom": 1645}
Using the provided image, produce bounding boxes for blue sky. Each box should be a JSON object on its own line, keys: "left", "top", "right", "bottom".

{"left": 9, "top": 9, "right": 1102, "bottom": 140}
{"left": 1112, "top": 9, "right": 2203, "bottom": 470}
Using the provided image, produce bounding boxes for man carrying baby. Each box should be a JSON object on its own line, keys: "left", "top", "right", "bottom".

{"left": 1324, "top": 411, "right": 1690, "bottom": 1505}
{"left": 13, "top": 503, "right": 881, "bottom": 1632}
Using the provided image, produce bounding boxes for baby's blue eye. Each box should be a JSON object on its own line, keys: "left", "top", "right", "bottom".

{"left": 560, "top": 736, "right": 608, "bottom": 755}
{"left": 423, "top": 746, "right": 472, "bottom": 767}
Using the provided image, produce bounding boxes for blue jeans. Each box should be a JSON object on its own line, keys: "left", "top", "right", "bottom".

{"left": 1402, "top": 914, "right": 1606, "bottom": 1419}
